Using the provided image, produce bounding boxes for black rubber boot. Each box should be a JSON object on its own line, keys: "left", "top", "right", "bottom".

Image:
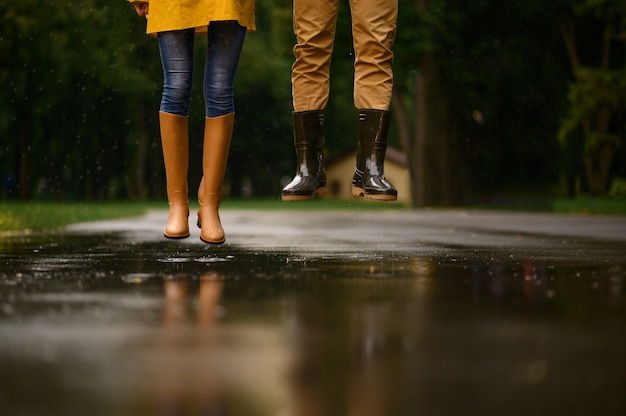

{"left": 351, "top": 109, "right": 398, "bottom": 201}
{"left": 281, "top": 111, "right": 327, "bottom": 201}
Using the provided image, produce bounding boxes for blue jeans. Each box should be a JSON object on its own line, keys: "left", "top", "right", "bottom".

{"left": 158, "top": 21, "right": 246, "bottom": 117}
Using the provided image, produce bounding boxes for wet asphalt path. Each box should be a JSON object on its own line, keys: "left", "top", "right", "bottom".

{"left": 1, "top": 208, "right": 626, "bottom": 415}
{"left": 69, "top": 208, "right": 626, "bottom": 256}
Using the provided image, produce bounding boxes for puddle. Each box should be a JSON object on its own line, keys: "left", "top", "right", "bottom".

{"left": 1, "top": 230, "right": 625, "bottom": 415}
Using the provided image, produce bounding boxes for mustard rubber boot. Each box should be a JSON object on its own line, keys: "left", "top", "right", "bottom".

{"left": 197, "top": 113, "right": 234, "bottom": 244}
{"left": 160, "top": 111, "right": 190, "bottom": 239}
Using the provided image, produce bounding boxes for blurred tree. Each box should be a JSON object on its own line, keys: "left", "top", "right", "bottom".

{"left": 554, "top": 0, "right": 626, "bottom": 196}
{"left": 0, "top": 0, "right": 161, "bottom": 200}
{"left": 393, "top": 0, "right": 569, "bottom": 206}
{"left": 2, "top": 0, "right": 618, "bottom": 204}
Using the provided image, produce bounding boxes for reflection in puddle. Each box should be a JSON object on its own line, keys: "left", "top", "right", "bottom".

{"left": 158, "top": 257, "right": 194, "bottom": 263}
{"left": 195, "top": 255, "right": 234, "bottom": 263}
{"left": 0, "top": 234, "right": 625, "bottom": 415}
{"left": 140, "top": 273, "right": 230, "bottom": 414}
{"left": 121, "top": 273, "right": 157, "bottom": 284}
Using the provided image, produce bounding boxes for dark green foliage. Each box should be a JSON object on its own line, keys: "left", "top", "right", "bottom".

{"left": 0, "top": 0, "right": 623, "bottom": 203}
{"left": 1, "top": 0, "right": 162, "bottom": 200}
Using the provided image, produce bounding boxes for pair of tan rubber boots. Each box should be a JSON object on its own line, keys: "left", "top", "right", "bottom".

{"left": 159, "top": 111, "right": 233, "bottom": 244}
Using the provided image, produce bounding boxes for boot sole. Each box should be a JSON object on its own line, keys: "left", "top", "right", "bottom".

{"left": 352, "top": 187, "right": 397, "bottom": 201}
{"left": 200, "top": 236, "right": 225, "bottom": 245}
{"left": 164, "top": 233, "right": 190, "bottom": 239}
{"left": 364, "top": 194, "right": 397, "bottom": 201}
{"left": 281, "top": 187, "right": 327, "bottom": 201}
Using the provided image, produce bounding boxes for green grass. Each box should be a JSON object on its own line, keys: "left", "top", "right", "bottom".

{"left": 1, "top": 196, "right": 624, "bottom": 234}
{"left": 0, "top": 201, "right": 156, "bottom": 234}
{"left": 467, "top": 197, "right": 626, "bottom": 216}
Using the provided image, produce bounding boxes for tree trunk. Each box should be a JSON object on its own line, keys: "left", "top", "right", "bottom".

{"left": 135, "top": 107, "right": 148, "bottom": 199}
{"left": 413, "top": 72, "right": 427, "bottom": 206}
{"left": 17, "top": 103, "right": 32, "bottom": 200}
{"left": 391, "top": 89, "right": 414, "bottom": 207}
{"left": 558, "top": 13, "right": 617, "bottom": 196}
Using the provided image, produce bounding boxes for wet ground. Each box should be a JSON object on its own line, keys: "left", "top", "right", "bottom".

{"left": 1, "top": 208, "right": 626, "bottom": 415}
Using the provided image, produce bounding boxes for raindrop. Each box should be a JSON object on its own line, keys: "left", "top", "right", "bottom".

{"left": 158, "top": 257, "right": 191, "bottom": 263}
{"left": 195, "top": 256, "right": 229, "bottom": 263}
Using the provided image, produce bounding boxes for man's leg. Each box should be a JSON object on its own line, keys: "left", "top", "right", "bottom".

{"left": 283, "top": 0, "right": 339, "bottom": 200}
{"left": 349, "top": 0, "right": 399, "bottom": 200}
{"left": 349, "top": 0, "right": 398, "bottom": 110}
{"left": 292, "top": 0, "right": 340, "bottom": 112}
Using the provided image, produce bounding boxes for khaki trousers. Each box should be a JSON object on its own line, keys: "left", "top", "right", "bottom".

{"left": 292, "top": 0, "right": 398, "bottom": 112}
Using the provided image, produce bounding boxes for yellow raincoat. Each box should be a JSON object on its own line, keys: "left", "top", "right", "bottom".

{"left": 128, "top": 0, "right": 255, "bottom": 34}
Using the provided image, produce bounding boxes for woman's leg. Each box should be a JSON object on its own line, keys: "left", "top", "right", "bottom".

{"left": 197, "top": 21, "right": 246, "bottom": 244}
{"left": 203, "top": 21, "right": 247, "bottom": 118}
{"left": 159, "top": 29, "right": 195, "bottom": 116}
{"left": 157, "top": 29, "right": 195, "bottom": 238}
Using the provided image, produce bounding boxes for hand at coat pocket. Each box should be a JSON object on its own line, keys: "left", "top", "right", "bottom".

{"left": 132, "top": 2, "right": 149, "bottom": 17}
